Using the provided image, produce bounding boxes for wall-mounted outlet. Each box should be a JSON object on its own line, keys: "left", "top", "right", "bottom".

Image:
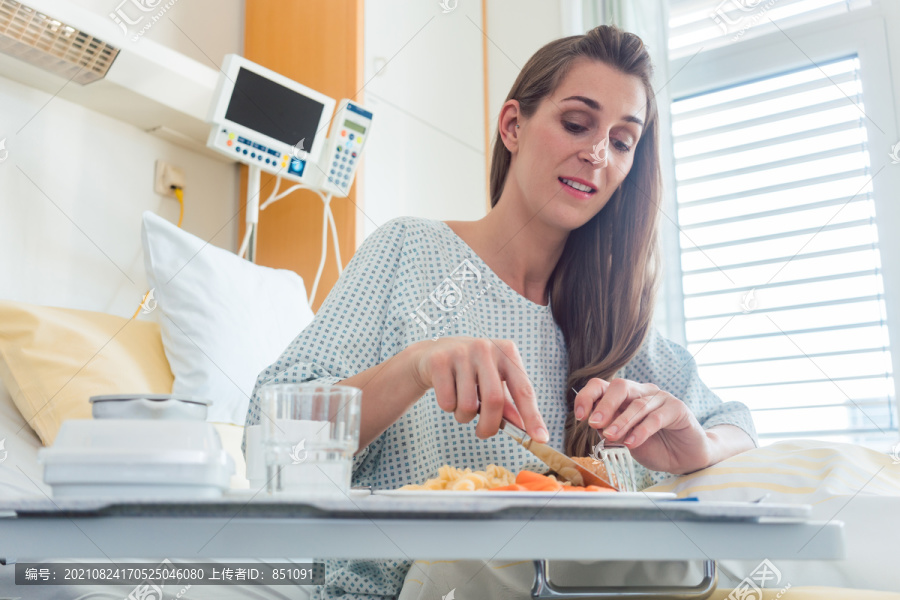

{"left": 154, "top": 160, "right": 186, "bottom": 197}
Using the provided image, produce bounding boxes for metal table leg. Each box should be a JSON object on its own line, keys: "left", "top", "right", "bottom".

{"left": 531, "top": 560, "right": 718, "bottom": 599}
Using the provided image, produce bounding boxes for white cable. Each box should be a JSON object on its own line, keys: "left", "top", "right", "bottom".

{"left": 237, "top": 226, "right": 253, "bottom": 259}
{"left": 263, "top": 183, "right": 308, "bottom": 206}
{"left": 308, "top": 194, "right": 332, "bottom": 307}
{"left": 262, "top": 178, "right": 337, "bottom": 207}
{"left": 260, "top": 177, "right": 332, "bottom": 208}
{"left": 327, "top": 196, "right": 343, "bottom": 276}
{"left": 260, "top": 188, "right": 298, "bottom": 209}
{"left": 259, "top": 176, "right": 346, "bottom": 305}
{"left": 302, "top": 187, "right": 342, "bottom": 278}
{"left": 241, "top": 173, "right": 285, "bottom": 259}
{"left": 258, "top": 174, "right": 282, "bottom": 211}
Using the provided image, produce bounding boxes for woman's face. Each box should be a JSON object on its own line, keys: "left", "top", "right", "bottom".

{"left": 505, "top": 58, "right": 648, "bottom": 230}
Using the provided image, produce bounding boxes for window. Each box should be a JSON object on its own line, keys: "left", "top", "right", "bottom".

{"left": 669, "top": 0, "right": 871, "bottom": 59}
{"left": 666, "top": 9, "right": 899, "bottom": 450}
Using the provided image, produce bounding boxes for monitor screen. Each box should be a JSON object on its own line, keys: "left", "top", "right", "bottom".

{"left": 224, "top": 67, "right": 325, "bottom": 147}
{"left": 344, "top": 119, "right": 366, "bottom": 135}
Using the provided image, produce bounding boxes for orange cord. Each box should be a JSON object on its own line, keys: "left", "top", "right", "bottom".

{"left": 174, "top": 186, "right": 184, "bottom": 227}
{"left": 133, "top": 186, "right": 183, "bottom": 319}
{"left": 131, "top": 289, "right": 152, "bottom": 320}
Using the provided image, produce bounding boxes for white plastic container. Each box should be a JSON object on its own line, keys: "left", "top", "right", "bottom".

{"left": 38, "top": 420, "right": 234, "bottom": 499}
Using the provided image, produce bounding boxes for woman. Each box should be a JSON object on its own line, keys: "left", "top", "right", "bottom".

{"left": 242, "top": 24, "right": 757, "bottom": 599}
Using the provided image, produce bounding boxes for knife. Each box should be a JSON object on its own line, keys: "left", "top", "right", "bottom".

{"left": 498, "top": 418, "right": 617, "bottom": 490}
{"left": 474, "top": 382, "right": 618, "bottom": 490}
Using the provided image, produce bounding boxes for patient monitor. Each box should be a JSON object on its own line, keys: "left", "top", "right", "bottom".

{"left": 207, "top": 54, "right": 336, "bottom": 186}
{"left": 205, "top": 54, "right": 374, "bottom": 290}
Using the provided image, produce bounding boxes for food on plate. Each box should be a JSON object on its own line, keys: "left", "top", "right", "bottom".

{"left": 399, "top": 464, "right": 516, "bottom": 491}
{"left": 518, "top": 437, "right": 586, "bottom": 485}
{"left": 516, "top": 435, "right": 615, "bottom": 489}
{"left": 398, "top": 463, "right": 617, "bottom": 492}
{"left": 570, "top": 455, "right": 616, "bottom": 488}
{"left": 489, "top": 469, "right": 615, "bottom": 492}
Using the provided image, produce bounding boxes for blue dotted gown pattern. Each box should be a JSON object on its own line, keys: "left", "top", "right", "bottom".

{"left": 241, "top": 216, "right": 758, "bottom": 599}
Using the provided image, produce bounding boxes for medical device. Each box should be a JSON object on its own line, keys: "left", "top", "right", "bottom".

{"left": 206, "top": 54, "right": 373, "bottom": 305}
{"left": 38, "top": 396, "right": 234, "bottom": 499}
{"left": 207, "top": 54, "right": 335, "bottom": 185}
{"left": 317, "top": 99, "right": 373, "bottom": 196}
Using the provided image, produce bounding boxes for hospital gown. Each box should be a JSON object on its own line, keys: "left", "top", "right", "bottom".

{"left": 241, "top": 216, "right": 758, "bottom": 600}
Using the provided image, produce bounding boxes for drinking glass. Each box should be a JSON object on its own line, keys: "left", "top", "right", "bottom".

{"left": 260, "top": 383, "right": 361, "bottom": 497}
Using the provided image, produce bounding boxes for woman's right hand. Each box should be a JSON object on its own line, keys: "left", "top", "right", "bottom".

{"left": 408, "top": 337, "right": 549, "bottom": 443}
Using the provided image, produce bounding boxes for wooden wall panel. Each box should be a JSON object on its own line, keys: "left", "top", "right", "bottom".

{"left": 241, "top": 0, "right": 364, "bottom": 313}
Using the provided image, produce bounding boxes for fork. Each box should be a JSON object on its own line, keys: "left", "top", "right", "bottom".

{"left": 590, "top": 436, "right": 638, "bottom": 492}
{"left": 573, "top": 387, "right": 639, "bottom": 492}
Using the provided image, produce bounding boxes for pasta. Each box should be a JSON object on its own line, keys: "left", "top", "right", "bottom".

{"left": 399, "top": 460, "right": 618, "bottom": 492}
{"left": 400, "top": 464, "right": 517, "bottom": 491}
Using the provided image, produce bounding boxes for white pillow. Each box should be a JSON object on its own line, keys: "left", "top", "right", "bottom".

{"left": 645, "top": 440, "right": 900, "bottom": 592}
{"left": 0, "top": 377, "right": 50, "bottom": 498}
{"left": 141, "top": 211, "right": 314, "bottom": 425}
{"left": 645, "top": 439, "right": 900, "bottom": 502}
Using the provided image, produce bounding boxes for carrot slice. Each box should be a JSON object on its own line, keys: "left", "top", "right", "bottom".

{"left": 489, "top": 484, "right": 528, "bottom": 491}
{"left": 516, "top": 470, "right": 553, "bottom": 486}
{"left": 584, "top": 485, "right": 617, "bottom": 492}
{"left": 521, "top": 481, "right": 563, "bottom": 492}
{"left": 561, "top": 486, "right": 587, "bottom": 491}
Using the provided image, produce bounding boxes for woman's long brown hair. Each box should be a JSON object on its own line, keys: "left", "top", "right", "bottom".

{"left": 488, "top": 25, "right": 662, "bottom": 458}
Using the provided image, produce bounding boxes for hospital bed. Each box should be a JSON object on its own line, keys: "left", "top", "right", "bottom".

{"left": 0, "top": 176, "right": 898, "bottom": 599}
{"left": 1, "top": 319, "right": 900, "bottom": 600}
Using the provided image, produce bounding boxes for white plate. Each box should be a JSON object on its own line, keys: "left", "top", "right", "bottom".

{"left": 374, "top": 490, "right": 676, "bottom": 500}
{"left": 223, "top": 487, "right": 371, "bottom": 498}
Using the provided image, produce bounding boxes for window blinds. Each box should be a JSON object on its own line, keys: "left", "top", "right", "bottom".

{"left": 669, "top": 0, "right": 871, "bottom": 59}
{"left": 670, "top": 55, "right": 897, "bottom": 447}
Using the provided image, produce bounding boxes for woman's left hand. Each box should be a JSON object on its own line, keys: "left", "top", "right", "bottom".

{"left": 573, "top": 377, "right": 712, "bottom": 474}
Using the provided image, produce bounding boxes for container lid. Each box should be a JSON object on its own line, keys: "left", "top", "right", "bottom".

{"left": 89, "top": 394, "right": 211, "bottom": 406}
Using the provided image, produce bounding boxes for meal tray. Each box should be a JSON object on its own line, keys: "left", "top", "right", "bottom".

{"left": 0, "top": 491, "right": 811, "bottom": 522}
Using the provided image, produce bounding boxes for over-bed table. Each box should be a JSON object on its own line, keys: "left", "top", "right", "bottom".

{"left": 0, "top": 492, "right": 843, "bottom": 599}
